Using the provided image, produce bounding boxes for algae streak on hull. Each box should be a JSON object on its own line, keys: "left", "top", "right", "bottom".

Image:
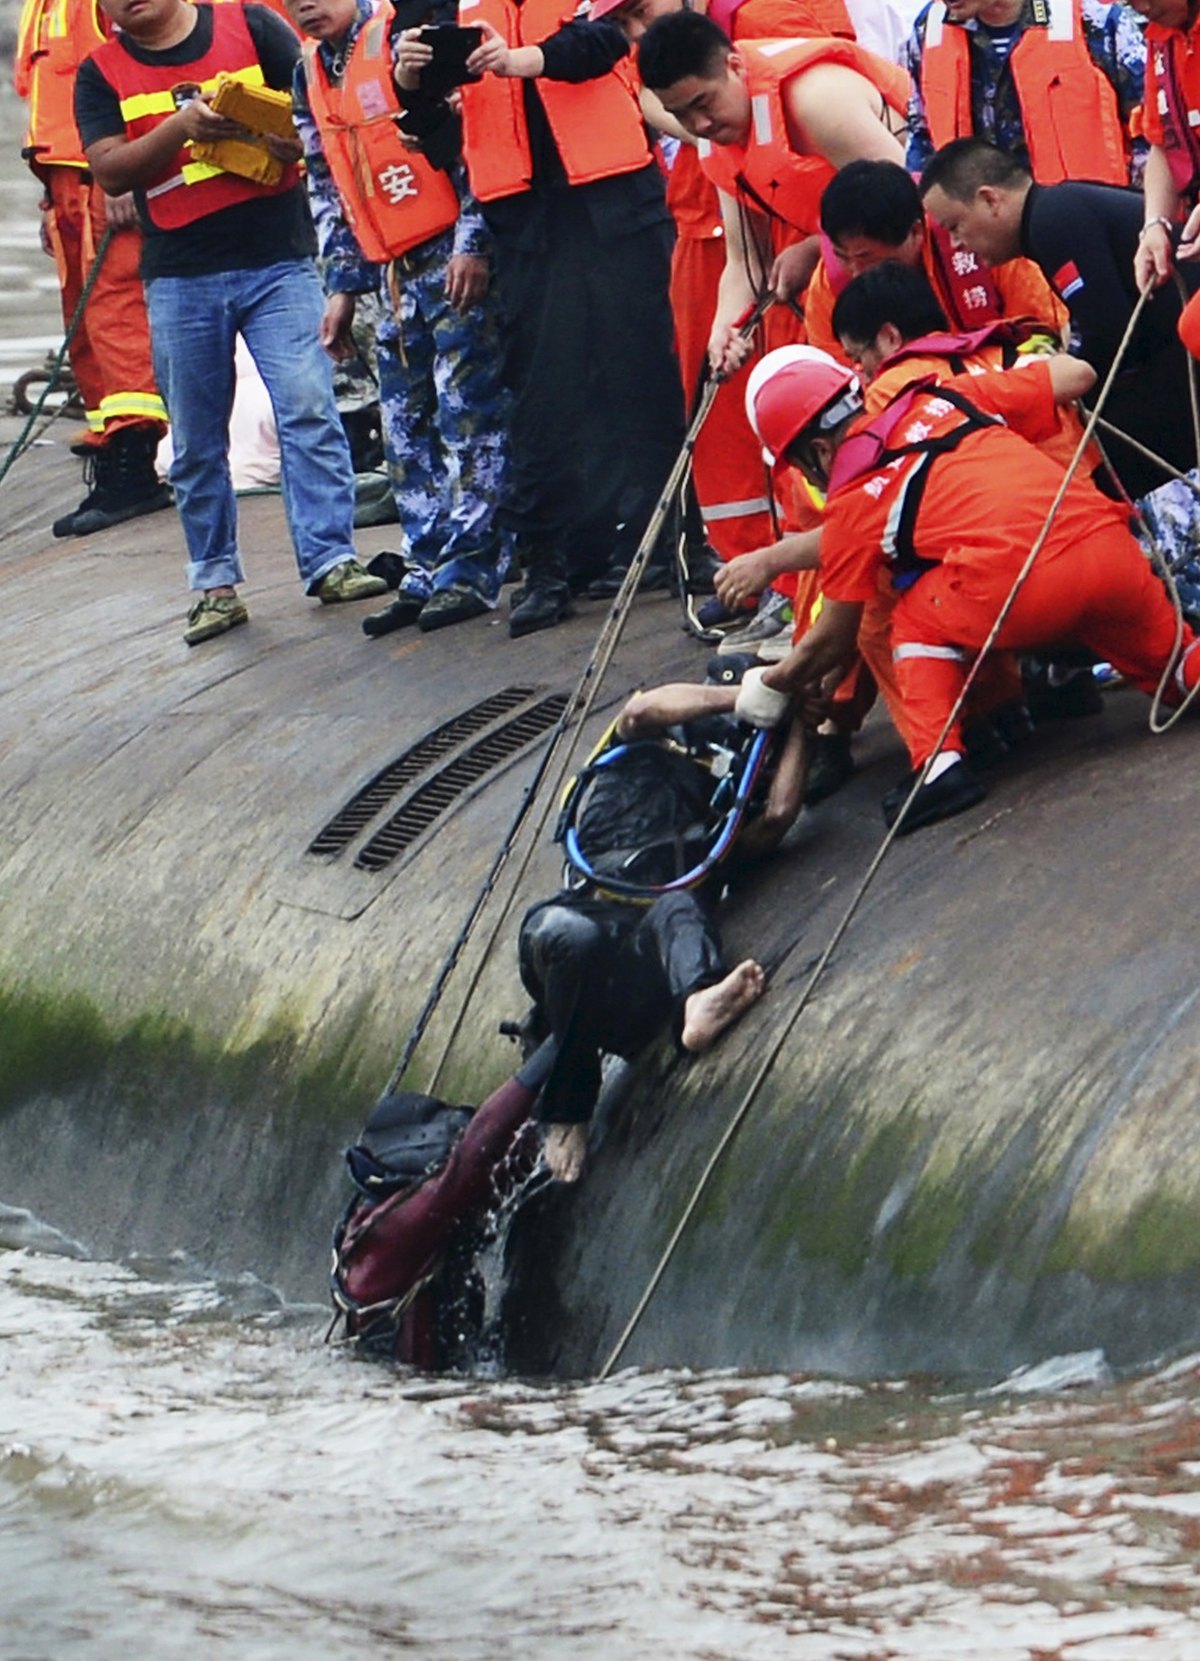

{"left": 0, "top": 420, "right": 696, "bottom": 1295}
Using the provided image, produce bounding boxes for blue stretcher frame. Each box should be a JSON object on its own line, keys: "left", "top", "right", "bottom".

{"left": 558, "top": 728, "right": 775, "bottom": 901}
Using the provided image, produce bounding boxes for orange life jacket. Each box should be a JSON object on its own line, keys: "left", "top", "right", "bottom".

{"left": 698, "top": 37, "right": 909, "bottom": 237}
{"left": 919, "top": 0, "right": 1128, "bottom": 186}
{"left": 302, "top": 1, "right": 460, "bottom": 262}
{"left": 88, "top": 3, "right": 299, "bottom": 231}
{"left": 1146, "top": 20, "right": 1200, "bottom": 198}
{"left": 662, "top": 0, "right": 854, "bottom": 243}
{"left": 14, "top": 0, "right": 109, "bottom": 170}
{"left": 709, "top": 0, "right": 854, "bottom": 40}
{"left": 458, "top": 0, "right": 651, "bottom": 203}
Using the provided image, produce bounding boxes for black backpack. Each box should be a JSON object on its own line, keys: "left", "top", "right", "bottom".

{"left": 343, "top": 1090, "right": 474, "bottom": 1199}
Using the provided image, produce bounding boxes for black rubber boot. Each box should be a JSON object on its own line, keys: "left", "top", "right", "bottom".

{"left": 53, "top": 426, "right": 171, "bottom": 538}
{"left": 509, "top": 541, "right": 574, "bottom": 638}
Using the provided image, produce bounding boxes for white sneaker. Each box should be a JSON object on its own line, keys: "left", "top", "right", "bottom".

{"left": 717, "top": 592, "right": 793, "bottom": 656}
{"left": 755, "top": 631, "right": 796, "bottom": 663}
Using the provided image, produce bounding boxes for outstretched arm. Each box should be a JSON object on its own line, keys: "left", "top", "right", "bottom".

{"left": 615, "top": 682, "right": 739, "bottom": 740}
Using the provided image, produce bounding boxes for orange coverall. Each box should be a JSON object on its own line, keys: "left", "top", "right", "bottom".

{"left": 665, "top": 0, "right": 855, "bottom": 570}
{"left": 14, "top": 0, "right": 165, "bottom": 445}
{"left": 820, "top": 362, "right": 1200, "bottom": 766}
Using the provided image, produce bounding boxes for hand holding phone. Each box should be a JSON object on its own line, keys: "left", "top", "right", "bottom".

{"left": 416, "top": 24, "right": 484, "bottom": 94}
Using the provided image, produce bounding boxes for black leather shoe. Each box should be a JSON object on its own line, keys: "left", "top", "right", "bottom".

{"left": 362, "top": 593, "right": 424, "bottom": 637}
{"left": 1023, "top": 664, "right": 1103, "bottom": 721}
{"left": 509, "top": 579, "right": 574, "bottom": 638}
{"left": 418, "top": 587, "right": 490, "bottom": 632}
{"left": 881, "top": 758, "right": 986, "bottom": 835}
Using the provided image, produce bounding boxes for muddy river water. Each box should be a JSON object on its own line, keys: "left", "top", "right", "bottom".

{"left": 3, "top": 1205, "right": 1200, "bottom": 1661}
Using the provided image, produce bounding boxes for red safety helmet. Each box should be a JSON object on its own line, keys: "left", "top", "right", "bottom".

{"left": 590, "top": 0, "right": 629, "bottom": 16}
{"left": 745, "top": 346, "right": 860, "bottom": 461}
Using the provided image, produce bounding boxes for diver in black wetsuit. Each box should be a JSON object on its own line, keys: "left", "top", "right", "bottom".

{"left": 517, "top": 675, "right": 807, "bottom": 1181}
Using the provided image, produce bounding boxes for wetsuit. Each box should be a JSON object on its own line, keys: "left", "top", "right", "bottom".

{"left": 518, "top": 890, "right": 725, "bottom": 1125}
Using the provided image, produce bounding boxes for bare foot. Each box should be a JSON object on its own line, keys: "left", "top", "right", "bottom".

{"left": 544, "top": 1122, "right": 588, "bottom": 1183}
{"left": 681, "top": 959, "right": 765, "bottom": 1054}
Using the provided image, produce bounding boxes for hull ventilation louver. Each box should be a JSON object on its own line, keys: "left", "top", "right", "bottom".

{"left": 354, "top": 693, "right": 570, "bottom": 871}
{"left": 307, "top": 686, "right": 540, "bottom": 857}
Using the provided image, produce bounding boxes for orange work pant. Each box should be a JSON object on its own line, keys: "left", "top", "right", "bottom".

{"left": 45, "top": 167, "right": 165, "bottom": 446}
{"left": 851, "top": 586, "right": 1025, "bottom": 751}
{"left": 890, "top": 530, "right": 1199, "bottom": 766}
{"left": 670, "top": 234, "right": 775, "bottom": 563}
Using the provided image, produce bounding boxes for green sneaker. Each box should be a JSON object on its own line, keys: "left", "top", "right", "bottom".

{"left": 184, "top": 592, "right": 249, "bottom": 647}
{"left": 315, "top": 558, "right": 390, "bottom": 605}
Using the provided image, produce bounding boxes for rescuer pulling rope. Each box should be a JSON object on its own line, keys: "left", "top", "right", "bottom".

{"left": 597, "top": 286, "right": 1200, "bottom": 1377}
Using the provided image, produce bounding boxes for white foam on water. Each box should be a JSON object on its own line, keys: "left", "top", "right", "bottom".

{"left": 3, "top": 1239, "right": 1200, "bottom": 1661}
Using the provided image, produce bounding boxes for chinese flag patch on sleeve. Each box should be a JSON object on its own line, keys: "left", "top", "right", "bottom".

{"left": 1053, "top": 260, "right": 1084, "bottom": 301}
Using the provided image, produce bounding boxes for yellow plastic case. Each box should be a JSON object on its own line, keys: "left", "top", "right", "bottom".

{"left": 189, "top": 75, "right": 297, "bottom": 187}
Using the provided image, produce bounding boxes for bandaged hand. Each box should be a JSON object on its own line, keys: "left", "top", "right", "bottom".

{"left": 735, "top": 667, "right": 791, "bottom": 729}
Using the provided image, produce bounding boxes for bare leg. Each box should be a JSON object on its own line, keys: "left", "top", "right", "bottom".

{"left": 680, "top": 960, "right": 765, "bottom": 1054}
{"left": 544, "top": 1122, "right": 589, "bottom": 1183}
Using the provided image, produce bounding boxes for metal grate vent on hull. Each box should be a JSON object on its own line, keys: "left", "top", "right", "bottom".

{"left": 354, "top": 693, "right": 569, "bottom": 872}
{"left": 307, "top": 686, "right": 539, "bottom": 857}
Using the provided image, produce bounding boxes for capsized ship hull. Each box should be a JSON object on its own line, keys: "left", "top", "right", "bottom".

{"left": 2, "top": 426, "right": 1199, "bottom": 1380}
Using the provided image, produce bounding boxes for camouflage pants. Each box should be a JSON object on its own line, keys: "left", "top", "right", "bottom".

{"left": 1136, "top": 470, "right": 1200, "bottom": 624}
{"left": 377, "top": 237, "right": 511, "bottom": 605}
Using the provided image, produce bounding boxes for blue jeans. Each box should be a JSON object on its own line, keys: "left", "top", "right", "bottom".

{"left": 146, "top": 259, "right": 356, "bottom": 593}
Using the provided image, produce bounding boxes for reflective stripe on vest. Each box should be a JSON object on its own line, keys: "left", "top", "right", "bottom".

{"left": 88, "top": 4, "right": 299, "bottom": 230}
{"left": 920, "top": 0, "right": 1128, "bottom": 186}
{"left": 699, "top": 37, "right": 909, "bottom": 236}
{"left": 459, "top": 0, "right": 650, "bottom": 202}
{"left": 302, "top": 4, "right": 460, "bottom": 262}
{"left": 16, "top": 0, "right": 109, "bottom": 168}
{"left": 701, "top": 495, "right": 773, "bottom": 521}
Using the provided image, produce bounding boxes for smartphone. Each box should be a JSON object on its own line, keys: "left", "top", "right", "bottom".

{"left": 416, "top": 24, "right": 484, "bottom": 92}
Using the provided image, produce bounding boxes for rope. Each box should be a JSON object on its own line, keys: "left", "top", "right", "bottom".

{"left": 1093, "top": 414, "right": 1200, "bottom": 508}
{"left": 0, "top": 227, "right": 114, "bottom": 491}
{"left": 598, "top": 288, "right": 1179, "bottom": 1380}
{"left": 383, "top": 301, "right": 772, "bottom": 1099}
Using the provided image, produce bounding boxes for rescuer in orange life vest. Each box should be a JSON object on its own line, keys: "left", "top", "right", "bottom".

{"left": 287, "top": 0, "right": 513, "bottom": 635}
{"left": 802, "top": 157, "right": 1066, "bottom": 363}
{"left": 403, "top": 0, "right": 686, "bottom": 630}
{"left": 586, "top": 0, "right": 856, "bottom": 625}
{"left": 903, "top": 0, "right": 1147, "bottom": 186}
{"left": 732, "top": 345, "right": 1200, "bottom": 834}
{"left": 14, "top": 0, "right": 170, "bottom": 537}
{"left": 1130, "top": 0, "right": 1200, "bottom": 302}
{"left": 635, "top": 8, "right": 910, "bottom": 382}
{"left": 1134, "top": 0, "right": 1200, "bottom": 364}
